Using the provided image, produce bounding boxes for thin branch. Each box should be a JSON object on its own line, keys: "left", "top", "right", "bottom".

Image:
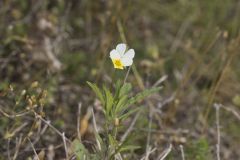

{"left": 123, "top": 66, "right": 132, "bottom": 84}
{"left": 27, "top": 137, "right": 40, "bottom": 160}
{"left": 120, "top": 111, "right": 140, "bottom": 143}
{"left": 11, "top": 122, "right": 28, "bottom": 137}
{"left": 133, "top": 128, "right": 189, "bottom": 134}
{"left": 7, "top": 139, "right": 11, "bottom": 160}
{"left": 170, "top": 17, "right": 192, "bottom": 53}
{"left": 91, "top": 108, "right": 101, "bottom": 151}
{"left": 157, "top": 144, "right": 172, "bottom": 160}
{"left": 13, "top": 135, "right": 22, "bottom": 160}
{"left": 34, "top": 113, "right": 71, "bottom": 143}
{"left": 0, "top": 108, "right": 30, "bottom": 118}
{"left": 152, "top": 75, "right": 168, "bottom": 87}
{"left": 214, "top": 103, "right": 221, "bottom": 160}
{"left": 36, "top": 115, "right": 61, "bottom": 135}
{"left": 77, "top": 102, "right": 82, "bottom": 141}
{"left": 145, "top": 110, "right": 153, "bottom": 160}
{"left": 24, "top": 122, "right": 49, "bottom": 152}
{"left": 180, "top": 145, "right": 185, "bottom": 160}
{"left": 158, "top": 93, "right": 176, "bottom": 109}
{"left": 115, "top": 153, "right": 123, "bottom": 160}
{"left": 62, "top": 132, "right": 68, "bottom": 160}
{"left": 91, "top": 108, "right": 98, "bottom": 133}
{"left": 140, "top": 147, "right": 157, "bottom": 160}
{"left": 117, "top": 20, "right": 127, "bottom": 43}
{"left": 220, "top": 105, "right": 240, "bottom": 121}
{"left": 44, "top": 37, "right": 61, "bottom": 70}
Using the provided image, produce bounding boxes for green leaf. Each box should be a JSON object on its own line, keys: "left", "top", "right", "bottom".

{"left": 119, "top": 145, "right": 141, "bottom": 152}
{"left": 119, "top": 107, "right": 141, "bottom": 120}
{"left": 127, "top": 87, "right": 162, "bottom": 106}
{"left": 87, "top": 81, "right": 105, "bottom": 105}
{"left": 95, "top": 132, "right": 105, "bottom": 150}
{"left": 232, "top": 95, "right": 240, "bottom": 107}
{"left": 185, "top": 138, "right": 213, "bottom": 160}
{"left": 119, "top": 83, "right": 132, "bottom": 98}
{"left": 114, "top": 80, "right": 123, "bottom": 98}
{"left": 116, "top": 87, "right": 161, "bottom": 116}
{"left": 72, "top": 139, "right": 89, "bottom": 160}
{"left": 103, "top": 86, "right": 114, "bottom": 116}
{"left": 115, "top": 94, "right": 128, "bottom": 114}
{"left": 108, "top": 134, "right": 118, "bottom": 147}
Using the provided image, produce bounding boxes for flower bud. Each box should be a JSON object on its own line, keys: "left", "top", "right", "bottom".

{"left": 114, "top": 118, "right": 119, "bottom": 126}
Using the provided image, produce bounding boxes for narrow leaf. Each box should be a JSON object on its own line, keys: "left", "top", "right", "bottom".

{"left": 115, "top": 95, "right": 128, "bottom": 114}
{"left": 103, "top": 86, "right": 114, "bottom": 116}
{"left": 119, "top": 107, "right": 141, "bottom": 120}
{"left": 127, "top": 87, "right": 162, "bottom": 106}
{"left": 72, "top": 139, "right": 89, "bottom": 160}
{"left": 119, "top": 145, "right": 141, "bottom": 152}
{"left": 87, "top": 81, "right": 105, "bottom": 105}
{"left": 119, "top": 83, "right": 132, "bottom": 98}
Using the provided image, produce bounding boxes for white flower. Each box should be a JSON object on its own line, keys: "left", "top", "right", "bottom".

{"left": 110, "top": 43, "right": 135, "bottom": 69}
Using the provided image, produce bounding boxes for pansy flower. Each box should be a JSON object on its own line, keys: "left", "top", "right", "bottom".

{"left": 110, "top": 43, "right": 135, "bottom": 69}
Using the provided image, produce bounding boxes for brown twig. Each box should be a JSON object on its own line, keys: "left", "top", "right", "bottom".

{"left": 13, "top": 135, "right": 23, "bottom": 160}
{"left": 62, "top": 132, "right": 68, "bottom": 160}
{"left": 123, "top": 66, "right": 132, "bottom": 84}
{"left": 120, "top": 112, "right": 140, "bottom": 143}
{"left": 220, "top": 105, "right": 240, "bottom": 121}
{"left": 7, "top": 139, "right": 11, "bottom": 160}
{"left": 145, "top": 110, "right": 153, "bottom": 160}
{"left": 34, "top": 113, "right": 71, "bottom": 143}
{"left": 157, "top": 144, "right": 172, "bottom": 160}
{"left": 140, "top": 147, "right": 157, "bottom": 160}
{"left": 77, "top": 102, "right": 82, "bottom": 141}
{"left": 27, "top": 137, "right": 40, "bottom": 160}
{"left": 152, "top": 75, "right": 168, "bottom": 87}
{"left": 91, "top": 108, "right": 101, "bottom": 151}
{"left": 214, "top": 103, "right": 221, "bottom": 160}
{"left": 0, "top": 108, "right": 30, "bottom": 118}
{"left": 180, "top": 145, "right": 185, "bottom": 160}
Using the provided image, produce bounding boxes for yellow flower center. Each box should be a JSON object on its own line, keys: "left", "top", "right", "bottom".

{"left": 112, "top": 59, "right": 124, "bottom": 69}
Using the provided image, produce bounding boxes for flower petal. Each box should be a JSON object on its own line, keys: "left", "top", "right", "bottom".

{"left": 121, "top": 57, "right": 133, "bottom": 66}
{"left": 123, "top": 49, "right": 135, "bottom": 59}
{"left": 116, "top": 43, "right": 126, "bottom": 57}
{"left": 110, "top": 49, "right": 120, "bottom": 59}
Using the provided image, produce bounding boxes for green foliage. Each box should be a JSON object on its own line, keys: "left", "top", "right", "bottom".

{"left": 87, "top": 81, "right": 161, "bottom": 122}
{"left": 87, "top": 82, "right": 105, "bottom": 106}
{"left": 72, "top": 139, "right": 89, "bottom": 159}
{"left": 185, "top": 138, "right": 213, "bottom": 160}
{"left": 80, "top": 81, "right": 161, "bottom": 159}
{"left": 127, "top": 87, "right": 162, "bottom": 106}
{"left": 72, "top": 139, "right": 100, "bottom": 160}
{"left": 232, "top": 95, "right": 240, "bottom": 107}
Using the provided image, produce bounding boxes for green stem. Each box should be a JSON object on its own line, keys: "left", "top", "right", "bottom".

{"left": 113, "top": 125, "right": 118, "bottom": 139}
{"left": 123, "top": 66, "right": 132, "bottom": 84}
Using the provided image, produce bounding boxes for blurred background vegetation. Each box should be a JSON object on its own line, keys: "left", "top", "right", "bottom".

{"left": 0, "top": 0, "right": 240, "bottom": 159}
